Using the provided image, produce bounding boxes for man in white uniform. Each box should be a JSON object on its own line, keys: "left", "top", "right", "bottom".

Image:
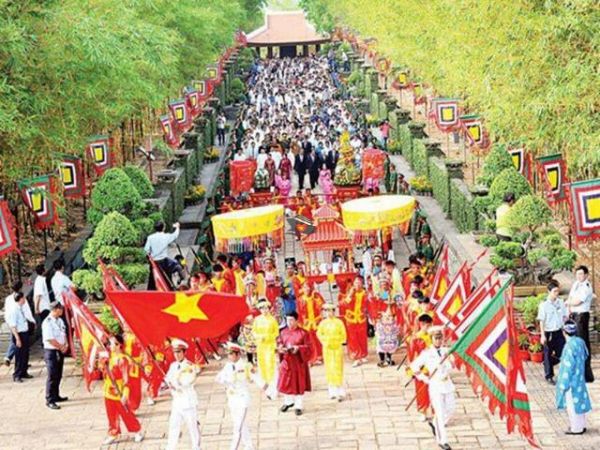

{"left": 409, "top": 327, "right": 455, "bottom": 450}
{"left": 165, "top": 339, "right": 201, "bottom": 450}
{"left": 216, "top": 343, "right": 267, "bottom": 450}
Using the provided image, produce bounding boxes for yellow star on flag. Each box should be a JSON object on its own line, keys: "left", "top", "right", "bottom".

{"left": 162, "top": 292, "right": 208, "bottom": 323}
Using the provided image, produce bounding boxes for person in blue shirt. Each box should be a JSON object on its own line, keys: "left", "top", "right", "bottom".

{"left": 537, "top": 280, "right": 568, "bottom": 384}
{"left": 556, "top": 321, "right": 592, "bottom": 435}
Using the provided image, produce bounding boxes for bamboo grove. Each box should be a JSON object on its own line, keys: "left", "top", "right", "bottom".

{"left": 300, "top": 0, "right": 599, "bottom": 180}
{"left": 0, "top": 0, "right": 265, "bottom": 194}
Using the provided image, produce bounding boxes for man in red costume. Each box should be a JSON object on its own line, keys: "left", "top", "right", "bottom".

{"left": 297, "top": 282, "right": 324, "bottom": 365}
{"left": 216, "top": 255, "right": 236, "bottom": 291}
{"left": 343, "top": 276, "right": 369, "bottom": 367}
{"left": 211, "top": 264, "right": 234, "bottom": 294}
{"left": 277, "top": 312, "right": 311, "bottom": 416}
{"left": 406, "top": 313, "right": 433, "bottom": 421}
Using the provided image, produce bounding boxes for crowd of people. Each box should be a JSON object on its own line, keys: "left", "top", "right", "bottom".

{"left": 2, "top": 51, "right": 596, "bottom": 450}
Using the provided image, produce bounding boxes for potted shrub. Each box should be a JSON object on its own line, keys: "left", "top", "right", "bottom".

{"left": 409, "top": 175, "right": 433, "bottom": 196}
{"left": 184, "top": 184, "right": 206, "bottom": 206}
{"left": 514, "top": 293, "right": 545, "bottom": 342}
{"left": 517, "top": 333, "right": 530, "bottom": 361}
{"left": 528, "top": 342, "right": 544, "bottom": 363}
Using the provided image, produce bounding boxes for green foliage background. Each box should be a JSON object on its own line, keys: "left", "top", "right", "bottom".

{"left": 300, "top": 0, "right": 599, "bottom": 180}
{"left": 0, "top": 0, "right": 265, "bottom": 187}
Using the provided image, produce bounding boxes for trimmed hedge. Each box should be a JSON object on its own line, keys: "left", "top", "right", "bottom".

{"left": 370, "top": 92, "right": 379, "bottom": 117}
{"left": 397, "top": 124, "right": 412, "bottom": 158}
{"left": 411, "top": 139, "right": 429, "bottom": 177}
{"left": 429, "top": 157, "right": 450, "bottom": 213}
{"left": 451, "top": 179, "right": 478, "bottom": 232}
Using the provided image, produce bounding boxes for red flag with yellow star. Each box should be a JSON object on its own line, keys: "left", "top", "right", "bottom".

{"left": 105, "top": 290, "right": 249, "bottom": 347}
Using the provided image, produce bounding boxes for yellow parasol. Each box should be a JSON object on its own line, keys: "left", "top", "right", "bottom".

{"left": 211, "top": 204, "right": 285, "bottom": 252}
{"left": 341, "top": 195, "right": 416, "bottom": 237}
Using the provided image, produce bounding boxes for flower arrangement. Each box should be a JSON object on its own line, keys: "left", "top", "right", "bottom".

{"left": 205, "top": 146, "right": 220, "bottom": 162}
{"left": 409, "top": 175, "right": 433, "bottom": 194}
{"left": 185, "top": 184, "right": 206, "bottom": 205}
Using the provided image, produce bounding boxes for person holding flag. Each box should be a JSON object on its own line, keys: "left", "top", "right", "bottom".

{"left": 101, "top": 334, "right": 144, "bottom": 445}
{"left": 409, "top": 326, "right": 455, "bottom": 450}
{"left": 406, "top": 313, "right": 434, "bottom": 421}
{"left": 123, "top": 330, "right": 143, "bottom": 411}
{"left": 216, "top": 342, "right": 268, "bottom": 450}
{"left": 317, "top": 303, "right": 347, "bottom": 401}
{"left": 165, "top": 339, "right": 201, "bottom": 450}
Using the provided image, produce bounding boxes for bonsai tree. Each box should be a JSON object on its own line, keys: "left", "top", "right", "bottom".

{"left": 123, "top": 164, "right": 154, "bottom": 199}
{"left": 506, "top": 194, "right": 552, "bottom": 253}
{"left": 489, "top": 168, "right": 532, "bottom": 208}
{"left": 87, "top": 168, "right": 146, "bottom": 226}
{"left": 478, "top": 144, "right": 515, "bottom": 187}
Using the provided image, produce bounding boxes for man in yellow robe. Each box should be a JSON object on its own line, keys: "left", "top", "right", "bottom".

{"left": 317, "top": 303, "right": 347, "bottom": 401}
{"left": 251, "top": 299, "right": 279, "bottom": 399}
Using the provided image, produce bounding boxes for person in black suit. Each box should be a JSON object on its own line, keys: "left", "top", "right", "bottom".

{"left": 325, "top": 148, "right": 339, "bottom": 173}
{"left": 308, "top": 150, "right": 321, "bottom": 189}
{"left": 294, "top": 152, "right": 307, "bottom": 189}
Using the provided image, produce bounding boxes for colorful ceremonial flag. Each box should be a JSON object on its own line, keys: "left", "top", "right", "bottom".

{"left": 362, "top": 148, "right": 387, "bottom": 182}
{"left": 105, "top": 290, "right": 250, "bottom": 347}
{"left": 412, "top": 83, "right": 426, "bottom": 105}
{"left": 160, "top": 114, "right": 179, "bottom": 149}
{"left": 449, "top": 281, "right": 538, "bottom": 448}
{"left": 432, "top": 98, "right": 460, "bottom": 132}
{"left": 508, "top": 147, "right": 533, "bottom": 184}
{"left": 0, "top": 201, "right": 18, "bottom": 258}
{"left": 192, "top": 79, "right": 211, "bottom": 102}
{"left": 537, "top": 153, "right": 569, "bottom": 204}
{"left": 18, "top": 175, "right": 59, "bottom": 230}
{"left": 87, "top": 136, "right": 112, "bottom": 177}
{"left": 168, "top": 99, "right": 189, "bottom": 132}
{"left": 184, "top": 87, "right": 201, "bottom": 118}
{"left": 59, "top": 154, "right": 85, "bottom": 199}
{"left": 99, "top": 261, "right": 129, "bottom": 291}
{"left": 569, "top": 178, "right": 600, "bottom": 242}
{"left": 450, "top": 270, "right": 499, "bottom": 339}
{"left": 206, "top": 64, "right": 220, "bottom": 82}
{"left": 376, "top": 56, "right": 391, "bottom": 74}
{"left": 64, "top": 290, "right": 110, "bottom": 391}
{"left": 229, "top": 160, "right": 257, "bottom": 196}
{"left": 460, "top": 114, "right": 489, "bottom": 149}
{"left": 392, "top": 70, "right": 410, "bottom": 90}
{"left": 433, "top": 261, "right": 472, "bottom": 325}
{"left": 430, "top": 244, "right": 450, "bottom": 304}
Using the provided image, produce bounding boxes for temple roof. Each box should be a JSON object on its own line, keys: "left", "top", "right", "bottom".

{"left": 246, "top": 11, "right": 330, "bottom": 46}
{"left": 301, "top": 220, "right": 352, "bottom": 252}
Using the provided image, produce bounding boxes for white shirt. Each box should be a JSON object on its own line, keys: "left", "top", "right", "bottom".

{"left": 537, "top": 298, "right": 567, "bottom": 332}
{"left": 42, "top": 315, "right": 66, "bottom": 350}
{"left": 256, "top": 153, "right": 268, "bottom": 170}
{"left": 4, "top": 293, "right": 35, "bottom": 323}
{"left": 34, "top": 275, "right": 51, "bottom": 312}
{"left": 144, "top": 229, "right": 180, "bottom": 261}
{"left": 410, "top": 346, "right": 455, "bottom": 395}
{"left": 568, "top": 280, "right": 594, "bottom": 313}
{"left": 51, "top": 271, "right": 74, "bottom": 304}
{"left": 216, "top": 359, "right": 263, "bottom": 408}
{"left": 165, "top": 359, "right": 199, "bottom": 410}
{"left": 234, "top": 152, "right": 247, "bottom": 161}
{"left": 6, "top": 303, "right": 28, "bottom": 333}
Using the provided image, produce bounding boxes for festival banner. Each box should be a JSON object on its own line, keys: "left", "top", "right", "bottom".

{"left": 432, "top": 98, "right": 460, "bottom": 132}
{"left": 64, "top": 290, "right": 110, "bottom": 391}
{"left": 105, "top": 290, "right": 250, "bottom": 347}
{"left": 449, "top": 269, "right": 499, "bottom": 339}
{"left": 412, "top": 83, "right": 426, "bottom": 105}
{"left": 206, "top": 64, "right": 220, "bottom": 83}
{"left": 87, "top": 135, "right": 112, "bottom": 177}
{"left": 508, "top": 147, "right": 533, "bottom": 184}
{"left": 391, "top": 70, "right": 410, "bottom": 90}
{"left": 569, "top": 178, "right": 600, "bottom": 242}
{"left": 160, "top": 114, "right": 179, "bottom": 149}
{"left": 229, "top": 160, "right": 257, "bottom": 196}
{"left": 184, "top": 86, "right": 201, "bottom": 118}
{"left": 59, "top": 154, "right": 85, "bottom": 199}
{"left": 449, "top": 281, "right": 538, "bottom": 448}
{"left": 460, "top": 114, "right": 489, "bottom": 148}
{"left": 192, "top": 79, "right": 211, "bottom": 102}
{"left": 430, "top": 244, "right": 450, "bottom": 304}
{"left": 18, "top": 175, "right": 59, "bottom": 230}
{"left": 375, "top": 56, "right": 391, "bottom": 75}
{"left": 0, "top": 201, "right": 19, "bottom": 258}
{"left": 362, "top": 148, "right": 387, "bottom": 183}
{"left": 433, "top": 261, "right": 472, "bottom": 325}
{"left": 168, "top": 98, "right": 189, "bottom": 133}
{"left": 537, "top": 153, "right": 569, "bottom": 204}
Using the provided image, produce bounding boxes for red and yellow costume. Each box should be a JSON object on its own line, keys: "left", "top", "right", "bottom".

{"left": 232, "top": 267, "right": 246, "bottom": 296}
{"left": 103, "top": 352, "right": 141, "bottom": 437}
{"left": 124, "top": 332, "right": 143, "bottom": 411}
{"left": 407, "top": 330, "right": 432, "bottom": 413}
{"left": 342, "top": 288, "right": 369, "bottom": 360}
{"left": 297, "top": 289, "right": 325, "bottom": 364}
